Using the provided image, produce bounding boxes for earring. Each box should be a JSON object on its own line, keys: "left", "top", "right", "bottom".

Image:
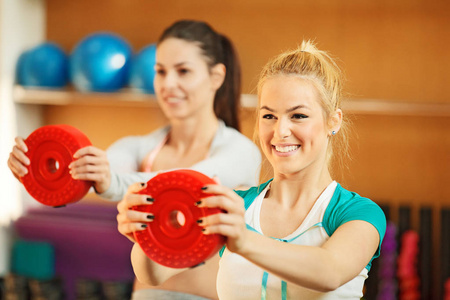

{"left": 331, "top": 130, "right": 336, "bottom": 136}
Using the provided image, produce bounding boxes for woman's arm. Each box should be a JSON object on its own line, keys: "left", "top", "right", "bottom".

{"left": 85, "top": 133, "right": 161, "bottom": 201}
{"left": 118, "top": 182, "right": 193, "bottom": 285}
{"left": 198, "top": 184, "right": 381, "bottom": 292}
{"left": 237, "top": 220, "right": 379, "bottom": 292}
{"left": 131, "top": 243, "right": 187, "bottom": 286}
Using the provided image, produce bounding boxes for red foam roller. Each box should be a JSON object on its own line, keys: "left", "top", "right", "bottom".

{"left": 132, "top": 170, "right": 226, "bottom": 268}
{"left": 22, "top": 125, "right": 93, "bottom": 207}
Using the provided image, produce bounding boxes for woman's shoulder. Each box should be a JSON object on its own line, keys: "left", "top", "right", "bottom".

{"left": 326, "top": 184, "right": 384, "bottom": 217}
{"left": 332, "top": 184, "right": 367, "bottom": 200}
{"left": 324, "top": 183, "right": 387, "bottom": 238}
{"left": 326, "top": 184, "right": 387, "bottom": 270}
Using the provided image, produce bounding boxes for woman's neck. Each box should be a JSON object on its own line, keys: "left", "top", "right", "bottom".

{"left": 168, "top": 113, "right": 219, "bottom": 152}
{"left": 269, "top": 165, "right": 333, "bottom": 209}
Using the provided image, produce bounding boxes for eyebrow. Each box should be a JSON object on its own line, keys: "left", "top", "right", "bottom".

{"left": 260, "top": 105, "right": 310, "bottom": 113}
{"left": 156, "top": 62, "right": 188, "bottom": 68}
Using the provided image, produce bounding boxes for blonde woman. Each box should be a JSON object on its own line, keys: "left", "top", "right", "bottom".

{"left": 120, "top": 40, "right": 386, "bottom": 299}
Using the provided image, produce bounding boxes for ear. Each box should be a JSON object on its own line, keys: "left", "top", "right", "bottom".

{"left": 328, "top": 108, "right": 343, "bottom": 136}
{"left": 210, "top": 63, "right": 226, "bottom": 91}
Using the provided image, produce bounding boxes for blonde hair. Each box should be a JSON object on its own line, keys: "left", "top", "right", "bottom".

{"left": 255, "top": 40, "right": 350, "bottom": 179}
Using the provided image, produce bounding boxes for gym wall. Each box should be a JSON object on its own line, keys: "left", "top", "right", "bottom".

{"left": 42, "top": 0, "right": 450, "bottom": 208}
{"left": 24, "top": 1, "right": 450, "bottom": 297}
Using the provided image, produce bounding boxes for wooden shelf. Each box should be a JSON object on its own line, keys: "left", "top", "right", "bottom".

{"left": 341, "top": 99, "right": 450, "bottom": 117}
{"left": 13, "top": 85, "right": 450, "bottom": 117}
{"left": 13, "top": 85, "right": 158, "bottom": 107}
{"left": 13, "top": 85, "right": 258, "bottom": 109}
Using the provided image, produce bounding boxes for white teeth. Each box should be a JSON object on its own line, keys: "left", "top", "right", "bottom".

{"left": 275, "top": 145, "right": 300, "bottom": 153}
{"left": 167, "top": 97, "right": 182, "bottom": 103}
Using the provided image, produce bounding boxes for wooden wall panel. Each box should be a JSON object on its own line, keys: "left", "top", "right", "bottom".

{"left": 38, "top": 3, "right": 450, "bottom": 295}
{"left": 346, "top": 114, "right": 450, "bottom": 205}
{"left": 43, "top": 105, "right": 167, "bottom": 150}
{"left": 42, "top": 0, "right": 450, "bottom": 212}
{"left": 45, "top": 0, "right": 450, "bottom": 102}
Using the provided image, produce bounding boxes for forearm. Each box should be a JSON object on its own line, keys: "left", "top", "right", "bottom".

{"left": 237, "top": 231, "right": 345, "bottom": 292}
{"left": 131, "top": 243, "right": 187, "bottom": 286}
{"left": 98, "top": 171, "right": 154, "bottom": 201}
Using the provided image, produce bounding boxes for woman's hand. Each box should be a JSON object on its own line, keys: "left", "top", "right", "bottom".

{"left": 7, "top": 137, "right": 30, "bottom": 181}
{"left": 68, "top": 146, "right": 111, "bottom": 193}
{"left": 117, "top": 182, "right": 154, "bottom": 243}
{"left": 196, "top": 184, "right": 249, "bottom": 254}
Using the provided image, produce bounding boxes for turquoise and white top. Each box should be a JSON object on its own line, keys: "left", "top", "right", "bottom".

{"left": 217, "top": 179, "right": 386, "bottom": 300}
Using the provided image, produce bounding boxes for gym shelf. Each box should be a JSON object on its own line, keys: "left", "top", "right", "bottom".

{"left": 13, "top": 85, "right": 158, "bottom": 108}
{"left": 13, "top": 85, "right": 450, "bottom": 117}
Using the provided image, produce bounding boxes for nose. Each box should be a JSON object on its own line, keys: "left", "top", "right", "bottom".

{"left": 160, "top": 70, "right": 177, "bottom": 90}
{"left": 275, "top": 117, "right": 291, "bottom": 140}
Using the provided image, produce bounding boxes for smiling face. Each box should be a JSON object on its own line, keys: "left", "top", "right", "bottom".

{"left": 154, "top": 38, "right": 221, "bottom": 122}
{"left": 258, "top": 75, "right": 332, "bottom": 178}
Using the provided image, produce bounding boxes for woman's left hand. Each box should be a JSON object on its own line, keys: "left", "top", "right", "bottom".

{"left": 196, "top": 185, "right": 249, "bottom": 254}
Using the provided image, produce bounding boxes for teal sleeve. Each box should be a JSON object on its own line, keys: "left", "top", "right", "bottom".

{"left": 323, "top": 185, "right": 387, "bottom": 270}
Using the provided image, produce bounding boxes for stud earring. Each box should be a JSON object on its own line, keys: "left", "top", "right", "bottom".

{"left": 331, "top": 130, "right": 336, "bottom": 136}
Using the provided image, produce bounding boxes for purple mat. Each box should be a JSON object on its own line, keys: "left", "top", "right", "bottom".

{"left": 14, "top": 202, "right": 134, "bottom": 299}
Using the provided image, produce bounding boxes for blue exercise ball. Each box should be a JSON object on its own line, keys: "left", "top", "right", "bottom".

{"left": 17, "top": 42, "right": 69, "bottom": 88}
{"left": 70, "top": 32, "right": 132, "bottom": 92}
{"left": 129, "top": 43, "right": 157, "bottom": 94}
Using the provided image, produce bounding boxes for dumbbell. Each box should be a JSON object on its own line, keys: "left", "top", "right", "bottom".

{"left": 22, "top": 125, "right": 93, "bottom": 207}
{"left": 132, "top": 170, "right": 226, "bottom": 268}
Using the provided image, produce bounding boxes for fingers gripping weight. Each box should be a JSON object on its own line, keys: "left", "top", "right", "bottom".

{"left": 132, "top": 170, "right": 226, "bottom": 268}
{"left": 22, "top": 125, "right": 93, "bottom": 207}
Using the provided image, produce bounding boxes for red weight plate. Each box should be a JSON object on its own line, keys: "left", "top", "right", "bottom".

{"left": 22, "top": 125, "right": 93, "bottom": 207}
{"left": 133, "top": 170, "right": 226, "bottom": 268}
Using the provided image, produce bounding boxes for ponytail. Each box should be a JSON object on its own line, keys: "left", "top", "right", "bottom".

{"left": 214, "top": 34, "right": 241, "bottom": 131}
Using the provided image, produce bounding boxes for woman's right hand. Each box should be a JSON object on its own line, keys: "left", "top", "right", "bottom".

{"left": 69, "top": 146, "right": 113, "bottom": 194}
{"left": 7, "top": 137, "right": 30, "bottom": 181}
{"left": 117, "top": 182, "right": 155, "bottom": 243}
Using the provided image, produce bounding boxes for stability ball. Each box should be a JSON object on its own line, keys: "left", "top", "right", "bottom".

{"left": 17, "top": 42, "right": 69, "bottom": 88}
{"left": 70, "top": 32, "right": 132, "bottom": 92}
{"left": 129, "top": 43, "right": 157, "bottom": 94}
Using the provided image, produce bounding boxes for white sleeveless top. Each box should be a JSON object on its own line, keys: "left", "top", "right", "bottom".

{"left": 217, "top": 181, "right": 369, "bottom": 300}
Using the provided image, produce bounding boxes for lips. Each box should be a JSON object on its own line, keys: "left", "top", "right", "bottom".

{"left": 166, "top": 97, "right": 183, "bottom": 104}
{"left": 161, "top": 92, "right": 186, "bottom": 104}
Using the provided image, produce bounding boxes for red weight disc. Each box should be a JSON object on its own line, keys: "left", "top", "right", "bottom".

{"left": 22, "top": 125, "right": 93, "bottom": 207}
{"left": 133, "top": 170, "right": 226, "bottom": 268}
